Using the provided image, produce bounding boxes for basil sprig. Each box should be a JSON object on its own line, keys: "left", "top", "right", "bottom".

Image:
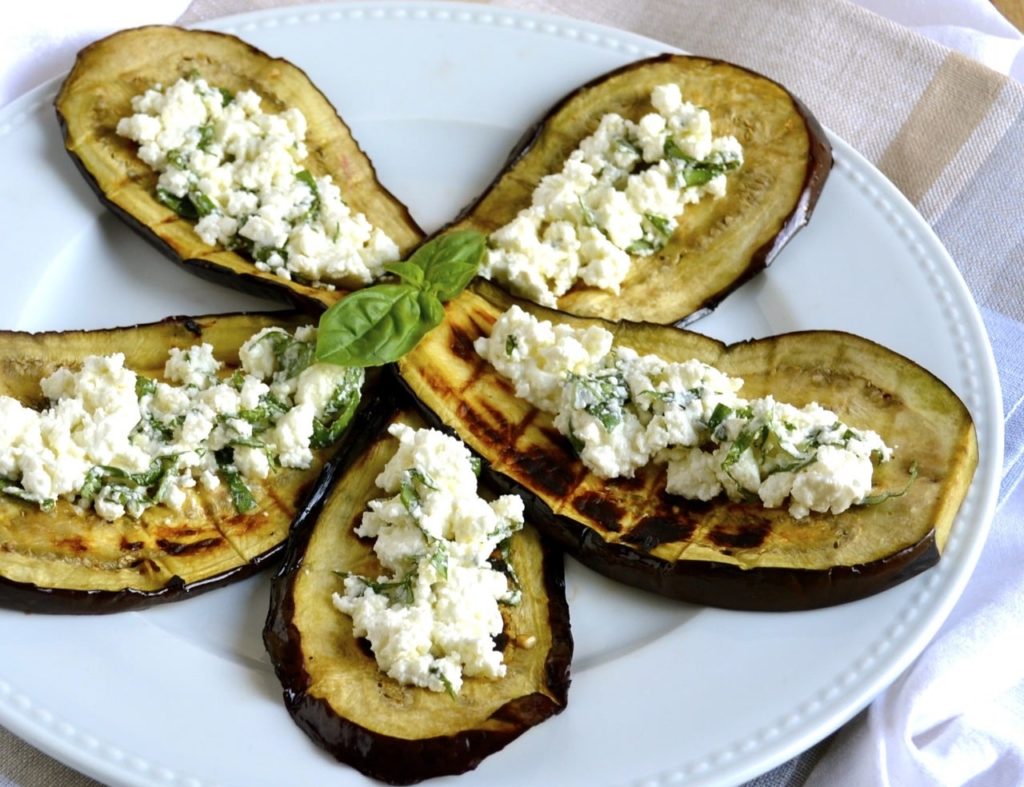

{"left": 315, "top": 231, "right": 485, "bottom": 367}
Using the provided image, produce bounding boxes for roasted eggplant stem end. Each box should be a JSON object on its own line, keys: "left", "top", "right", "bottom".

{"left": 397, "top": 282, "right": 979, "bottom": 611}
{"left": 444, "top": 53, "right": 833, "bottom": 325}
{"left": 0, "top": 313, "right": 356, "bottom": 614}
{"left": 55, "top": 25, "right": 424, "bottom": 314}
{"left": 264, "top": 404, "right": 572, "bottom": 784}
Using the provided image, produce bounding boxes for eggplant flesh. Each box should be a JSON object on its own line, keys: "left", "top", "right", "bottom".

{"left": 0, "top": 313, "right": 354, "bottom": 613}
{"left": 397, "top": 282, "right": 979, "bottom": 611}
{"left": 446, "top": 54, "right": 832, "bottom": 325}
{"left": 263, "top": 403, "right": 572, "bottom": 784}
{"left": 55, "top": 25, "right": 424, "bottom": 313}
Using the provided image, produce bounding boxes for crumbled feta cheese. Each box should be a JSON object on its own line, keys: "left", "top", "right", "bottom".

{"left": 474, "top": 304, "right": 612, "bottom": 412}
{"left": 117, "top": 77, "right": 400, "bottom": 287}
{"left": 480, "top": 84, "right": 744, "bottom": 306}
{"left": 333, "top": 424, "right": 524, "bottom": 694}
{"left": 477, "top": 307, "right": 893, "bottom": 519}
{"left": 0, "top": 324, "right": 364, "bottom": 522}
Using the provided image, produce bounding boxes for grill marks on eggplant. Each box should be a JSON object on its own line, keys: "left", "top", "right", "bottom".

{"left": 397, "top": 284, "right": 978, "bottom": 610}
{"left": 0, "top": 313, "right": 352, "bottom": 613}
{"left": 264, "top": 406, "right": 571, "bottom": 784}
{"left": 55, "top": 25, "right": 424, "bottom": 312}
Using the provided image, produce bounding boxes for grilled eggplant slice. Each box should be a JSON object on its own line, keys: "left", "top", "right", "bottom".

{"left": 0, "top": 313, "right": 360, "bottom": 613}
{"left": 264, "top": 404, "right": 572, "bottom": 784}
{"left": 447, "top": 54, "right": 831, "bottom": 325}
{"left": 55, "top": 25, "right": 424, "bottom": 312}
{"left": 397, "top": 282, "right": 978, "bottom": 611}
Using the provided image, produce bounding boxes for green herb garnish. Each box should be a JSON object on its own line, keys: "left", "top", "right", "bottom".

{"left": 315, "top": 231, "right": 485, "bottom": 367}
{"left": 861, "top": 463, "right": 918, "bottom": 506}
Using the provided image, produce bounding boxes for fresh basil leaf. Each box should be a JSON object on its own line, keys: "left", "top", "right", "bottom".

{"left": 9, "top": 489, "right": 56, "bottom": 512}
{"left": 166, "top": 149, "right": 188, "bottom": 170}
{"left": 310, "top": 369, "right": 363, "bottom": 449}
{"left": 614, "top": 136, "right": 642, "bottom": 156}
{"left": 682, "top": 165, "right": 716, "bottom": 187}
{"left": 135, "top": 375, "right": 157, "bottom": 399}
{"left": 409, "top": 230, "right": 486, "bottom": 301}
{"left": 197, "top": 124, "right": 215, "bottom": 152}
{"left": 707, "top": 403, "right": 733, "bottom": 435}
{"left": 626, "top": 238, "right": 658, "bottom": 255}
{"left": 862, "top": 463, "right": 918, "bottom": 506}
{"left": 646, "top": 213, "right": 674, "bottom": 237}
{"left": 663, "top": 137, "right": 690, "bottom": 162}
{"left": 316, "top": 284, "right": 445, "bottom": 367}
{"left": 190, "top": 190, "right": 217, "bottom": 217}
{"left": 156, "top": 188, "right": 197, "bottom": 219}
{"left": 382, "top": 260, "right": 425, "bottom": 288}
{"left": 295, "top": 169, "right": 320, "bottom": 221}
{"left": 219, "top": 462, "right": 257, "bottom": 514}
{"left": 428, "top": 542, "right": 448, "bottom": 582}
{"left": 577, "top": 195, "right": 597, "bottom": 228}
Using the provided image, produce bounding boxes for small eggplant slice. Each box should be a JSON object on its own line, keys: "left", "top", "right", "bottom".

{"left": 447, "top": 54, "right": 831, "bottom": 325}
{"left": 0, "top": 313, "right": 361, "bottom": 613}
{"left": 55, "top": 25, "right": 424, "bottom": 312}
{"left": 264, "top": 405, "right": 572, "bottom": 785}
{"left": 396, "top": 282, "right": 978, "bottom": 611}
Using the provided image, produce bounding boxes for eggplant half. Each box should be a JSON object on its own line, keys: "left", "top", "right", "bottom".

{"left": 397, "top": 282, "right": 979, "bottom": 611}
{"left": 0, "top": 313, "right": 359, "bottom": 613}
{"left": 447, "top": 54, "right": 831, "bottom": 325}
{"left": 264, "top": 404, "right": 572, "bottom": 784}
{"left": 55, "top": 25, "right": 424, "bottom": 312}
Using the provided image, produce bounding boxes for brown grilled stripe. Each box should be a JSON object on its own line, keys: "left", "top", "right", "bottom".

{"left": 878, "top": 52, "right": 1003, "bottom": 205}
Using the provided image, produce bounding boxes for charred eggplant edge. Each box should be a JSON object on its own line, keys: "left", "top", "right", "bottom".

{"left": 396, "top": 284, "right": 979, "bottom": 612}
{"left": 0, "top": 312, "right": 351, "bottom": 614}
{"left": 439, "top": 53, "right": 833, "bottom": 326}
{"left": 263, "top": 393, "right": 572, "bottom": 784}
{"left": 399, "top": 374, "right": 945, "bottom": 612}
{"left": 54, "top": 25, "right": 425, "bottom": 314}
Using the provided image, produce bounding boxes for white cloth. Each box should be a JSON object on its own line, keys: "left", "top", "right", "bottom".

{"left": 857, "top": 0, "right": 1024, "bottom": 81}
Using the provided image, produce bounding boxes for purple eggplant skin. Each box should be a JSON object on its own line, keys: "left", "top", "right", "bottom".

{"left": 396, "top": 282, "right": 979, "bottom": 612}
{"left": 0, "top": 313, "right": 363, "bottom": 614}
{"left": 55, "top": 25, "right": 424, "bottom": 314}
{"left": 263, "top": 398, "right": 573, "bottom": 785}
{"left": 441, "top": 53, "right": 833, "bottom": 326}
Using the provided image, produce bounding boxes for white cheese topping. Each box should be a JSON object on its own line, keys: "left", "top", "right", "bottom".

{"left": 333, "top": 424, "right": 524, "bottom": 695}
{"left": 480, "top": 84, "right": 744, "bottom": 307}
{"left": 0, "top": 325, "right": 363, "bottom": 521}
{"left": 116, "top": 77, "right": 400, "bottom": 288}
{"left": 476, "top": 306, "right": 893, "bottom": 519}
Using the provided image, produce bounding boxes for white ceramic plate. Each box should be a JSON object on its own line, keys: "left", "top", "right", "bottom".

{"left": 0, "top": 4, "right": 1003, "bottom": 787}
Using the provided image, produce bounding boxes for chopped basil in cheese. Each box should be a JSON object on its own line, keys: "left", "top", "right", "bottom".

{"left": 475, "top": 306, "right": 894, "bottom": 519}
{"left": 116, "top": 76, "right": 400, "bottom": 288}
{"left": 479, "top": 84, "right": 743, "bottom": 307}
{"left": 333, "top": 424, "right": 524, "bottom": 695}
{"left": 0, "top": 325, "right": 362, "bottom": 521}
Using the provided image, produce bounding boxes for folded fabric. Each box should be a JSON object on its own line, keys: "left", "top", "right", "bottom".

{"left": 855, "top": 0, "right": 1024, "bottom": 79}
{"left": 984, "top": 308, "right": 1024, "bottom": 501}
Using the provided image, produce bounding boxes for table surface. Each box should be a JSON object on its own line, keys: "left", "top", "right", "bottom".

{"left": 992, "top": 0, "right": 1024, "bottom": 32}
